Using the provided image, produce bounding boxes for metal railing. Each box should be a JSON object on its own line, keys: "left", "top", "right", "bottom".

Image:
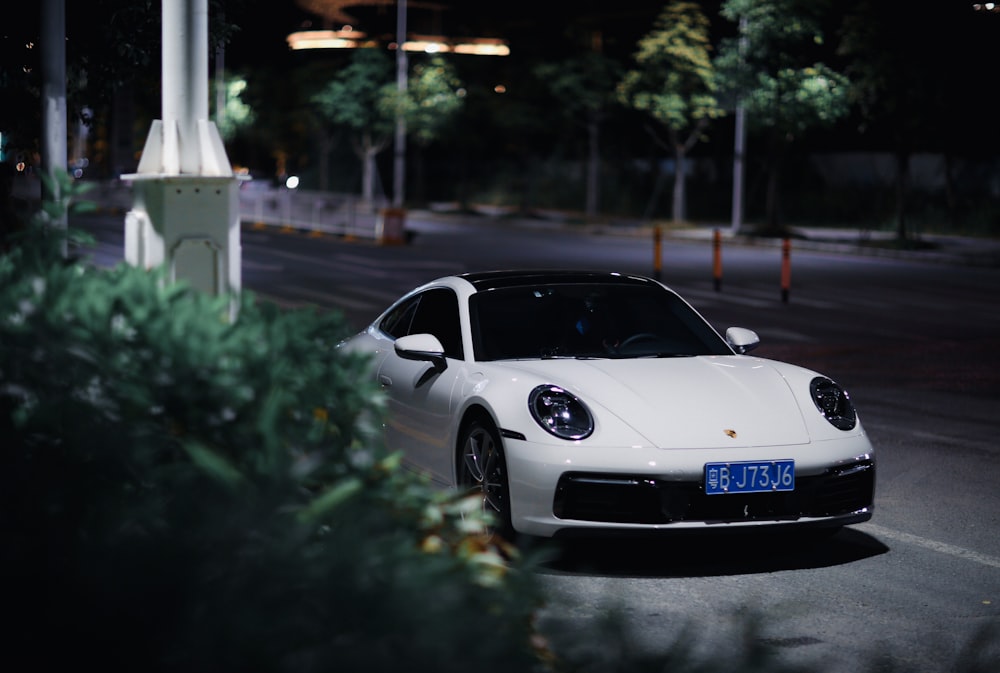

{"left": 68, "top": 178, "right": 391, "bottom": 240}
{"left": 238, "top": 186, "right": 389, "bottom": 239}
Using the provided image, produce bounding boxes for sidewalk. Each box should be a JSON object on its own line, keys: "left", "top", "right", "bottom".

{"left": 672, "top": 224, "right": 1000, "bottom": 268}
{"left": 407, "top": 208, "right": 1000, "bottom": 269}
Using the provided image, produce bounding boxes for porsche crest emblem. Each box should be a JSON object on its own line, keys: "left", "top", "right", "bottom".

{"left": 724, "top": 429, "right": 737, "bottom": 439}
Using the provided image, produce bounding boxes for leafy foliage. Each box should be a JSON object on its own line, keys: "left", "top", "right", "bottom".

{"left": 216, "top": 77, "right": 256, "bottom": 142}
{"left": 311, "top": 48, "right": 397, "bottom": 201}
{"left": 0, "top": 221, "right": 547, "bottom": 672}
{"left": 537, "top": 53, "right": 624, "bottom": 126}
{"left": 535, "top": 52, "right": 624, "bottom": 217}
{"left": 617, "top": 0, "right": 723, "bottom": 223}
{"left": 715, "top": 0, "right": 850, "bottom": 138}
{"left": 313, "top": 49, "right": 398, "bottom": 143}
{"left": 0, "top": 0, "right": 249, "bottom": 160}
{"left": 618, "top": 1, "right": 723, "bottom": 136}
{"left": 714, "top": 0, "right": 851, "bottom": 232}
{"left": 405, "top": 56, "right": 466, "bottom": 149}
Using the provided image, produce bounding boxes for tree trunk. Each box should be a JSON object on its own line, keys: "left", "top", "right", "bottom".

{"left": 672, "top": 145, "right": 687, "bottom": 224}
{"left": 317, "top": 131, "right": 333, "bottom": 192}
{"left": 943, "top": 152, "right": 956, "bottom": 230}
{"left": 585, "top": 114, "right": 600, "bottom": 221}
{"left": 361, "top": 133, "right": 377, "bottom": 206}
{"left": 412, "top": 143, "right": 426, "bottom": 206}
{"left": 642, "top": 159, "right": 667, "bottom": 221}
{"left": 893, "top": 150, "right": 910, "bottom": 242}
{"left": 762, "top": 131, "right": 787, "bottom": 236}
{"left": 765, "top": 165, "right": 780, "bottom": 233}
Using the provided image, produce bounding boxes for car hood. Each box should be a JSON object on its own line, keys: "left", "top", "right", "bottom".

{"left": 499, "top": 356, "right": 811, "bottom": 449}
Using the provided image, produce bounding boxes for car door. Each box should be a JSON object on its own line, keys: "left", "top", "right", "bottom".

{"left": 376, "top": 287, "right": 464, "bottom": 485}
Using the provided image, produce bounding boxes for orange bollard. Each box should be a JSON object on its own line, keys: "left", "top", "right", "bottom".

{"left": 713, "top": 228, "right": 722, "bottom": 292}
{"left": 781, "top": 238, "right": 791, "bottom": 303}
{"left": 653, "top": 225, "right": 662, "bottom": 280}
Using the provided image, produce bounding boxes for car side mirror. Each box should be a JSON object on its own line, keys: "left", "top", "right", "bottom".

{"left": 395, "top": 333, "right": 448, "bottom": 372}
{"left": 725, "top": 327, "right": 760, "bottom": 354}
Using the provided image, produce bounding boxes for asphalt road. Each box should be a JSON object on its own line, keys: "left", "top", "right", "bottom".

{"left": 73, "top": 211, "right": 1000, "bottom": 672}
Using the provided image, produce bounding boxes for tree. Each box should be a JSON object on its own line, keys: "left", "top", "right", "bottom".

{"left": 214, "top": 76, "right": 255, "bottom": 143}
{"left": 715, "top": 0, "right": 850, "bottom": 235}
{"left": 617, "top": 0, "right": 724, "bottom": 224}
{"left": 535, "top": 51, "right": 623, "bottom": 221}
{"left": 1, "top": 0, "right": 246, "bottom": 177}
{"left": 403, "top": 56, "right": 465, "bottom": 205}
{"left": 312, "top": 49, "right": 397, "bottom": 206}
{"left": 836, "top": 1, "right": 989, "bottom": 241}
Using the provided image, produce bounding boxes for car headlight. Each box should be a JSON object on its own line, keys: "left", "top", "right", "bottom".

{"left": 529, "top": 385, "right": 594, "bottom": 440}
{"left": 810, "top": 377, "right": 857, "bottom": 430}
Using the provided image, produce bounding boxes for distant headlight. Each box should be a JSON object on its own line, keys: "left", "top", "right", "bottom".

{"left": 529, "top": 385, "right": 594, "bottom": 440}
{"left": 810, "top": 377, "right": 857, "bottom": 430}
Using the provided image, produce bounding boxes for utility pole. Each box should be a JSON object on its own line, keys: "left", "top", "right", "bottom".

{"left": 40, "top": 0, "right": 67, "bottom": 254}
{"left": 392, "top": 0, "right": 408, "bottom": 208}
{"left": 731, "top": 101, "right": 746, "bottom": 234}
{"left": 730, "top": 15, "right": 748, "bottom": 235}
{"left": 122, "top": 0, "right": 241, "bottom": 305}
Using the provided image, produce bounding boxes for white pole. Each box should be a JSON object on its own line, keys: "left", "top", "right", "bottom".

{"left": 731, "top": 103, "right": 745, "bottom": 234}
{"left": 393, "top": 0, "right": 407, "bottom": 208}
{"left": 215, "top": 40, "right": 226, "bottom": 128}
{"left": 41, "top": 0, "right": 67, "bottom": 248}
{"left": 730, "top": 16, "right": 748, "bottom": 235}
{"left": 124, "top": 0, "right": 241, "bottom": 301}
{"left": 162, "top": 0, "right": 209, "bottom": 174}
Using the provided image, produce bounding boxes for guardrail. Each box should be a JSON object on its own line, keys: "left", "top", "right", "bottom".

{"left": 238, "top": 186, "right": 390, "bottom": 239}
{"left": 30, "top": 177, "right": 394, "bottom": 240}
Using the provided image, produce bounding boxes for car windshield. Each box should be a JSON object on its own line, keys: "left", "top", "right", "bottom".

{"left": 469, "top": 282, "right": 732, "bottom": 361}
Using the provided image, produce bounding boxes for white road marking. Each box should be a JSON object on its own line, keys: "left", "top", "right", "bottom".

{"left": 278, "top": 284, "right": 375, "bottom": 309}
{"left": 862, "top": 522, "right": 1000, "bottom": 570}
{"left": 754, "top": 327, "right": 816, "bottom": 342}
{"left": 683, "top": 286, "right": 838, "bottom": 309}
{"left": 243, "top": 260, "right": 284, "bottom": 272}
{"left": 333, "top": 252, "right": 465, "bottom": 273}
{"left": 347, "top": 284, "right": 406, "bottom": 303}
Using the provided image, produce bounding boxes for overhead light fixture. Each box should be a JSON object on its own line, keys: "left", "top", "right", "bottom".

{"left": 287, "top": 28, "right": 376, "bottom": 50}
{"left": 450, "top": 39, "right": 511, "bottom": 57}
{"left": 287, "top": 29, "right": 509, "bottom": 56}
{"left": 394, "top": 35, "right": 510, "bottom": 56}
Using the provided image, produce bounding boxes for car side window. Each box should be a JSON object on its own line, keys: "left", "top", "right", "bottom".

{"left": 379, "top": 288, "right": 463, "bottom": 360}
{"left": 379, "top": 296, "right": 419, "bottom": 339}
{"left": 410, "top": 288, "right": 464, "bottom": 360}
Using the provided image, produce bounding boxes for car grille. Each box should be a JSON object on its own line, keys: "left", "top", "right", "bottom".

{"left": 552, "top": 459, "right": 875, "bottom": 525}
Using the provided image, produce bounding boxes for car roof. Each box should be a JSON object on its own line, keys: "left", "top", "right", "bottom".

{"left": 458, "top": 270, "right": 659, "bottom": 292}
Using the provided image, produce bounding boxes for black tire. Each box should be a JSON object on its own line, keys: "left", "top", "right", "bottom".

{"left": 458, "top": 416, "right": 514, "bottom": 542}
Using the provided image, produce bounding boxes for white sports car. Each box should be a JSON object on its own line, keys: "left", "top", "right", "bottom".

{"left": 340, "top": 270, "right": 875, "bottom": 540}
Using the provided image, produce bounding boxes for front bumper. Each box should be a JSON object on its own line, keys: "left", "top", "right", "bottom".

{"left": 553, "top": 459, "right": 873, "bottom": 524}
{"left": 505, "top": 439, "right": 876, "bottom": 537}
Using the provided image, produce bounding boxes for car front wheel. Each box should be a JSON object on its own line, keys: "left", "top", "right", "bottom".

{"left": 459, "top": 417, "right": 514, "bottom": 541}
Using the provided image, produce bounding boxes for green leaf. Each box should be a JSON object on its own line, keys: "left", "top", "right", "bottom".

{"left": 296, "top": 477, "right": 363, "bottom": 523}
{"left": 181, "top": 439, "right": 247, "bottom": 488}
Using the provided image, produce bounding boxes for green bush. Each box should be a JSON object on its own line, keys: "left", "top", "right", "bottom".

{"left": 0, "top": 222, "right": 547, "bottom": 672}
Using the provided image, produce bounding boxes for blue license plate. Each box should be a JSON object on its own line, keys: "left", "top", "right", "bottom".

{"left": 704, "top": 460, "right": 795, "bottom": 495}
